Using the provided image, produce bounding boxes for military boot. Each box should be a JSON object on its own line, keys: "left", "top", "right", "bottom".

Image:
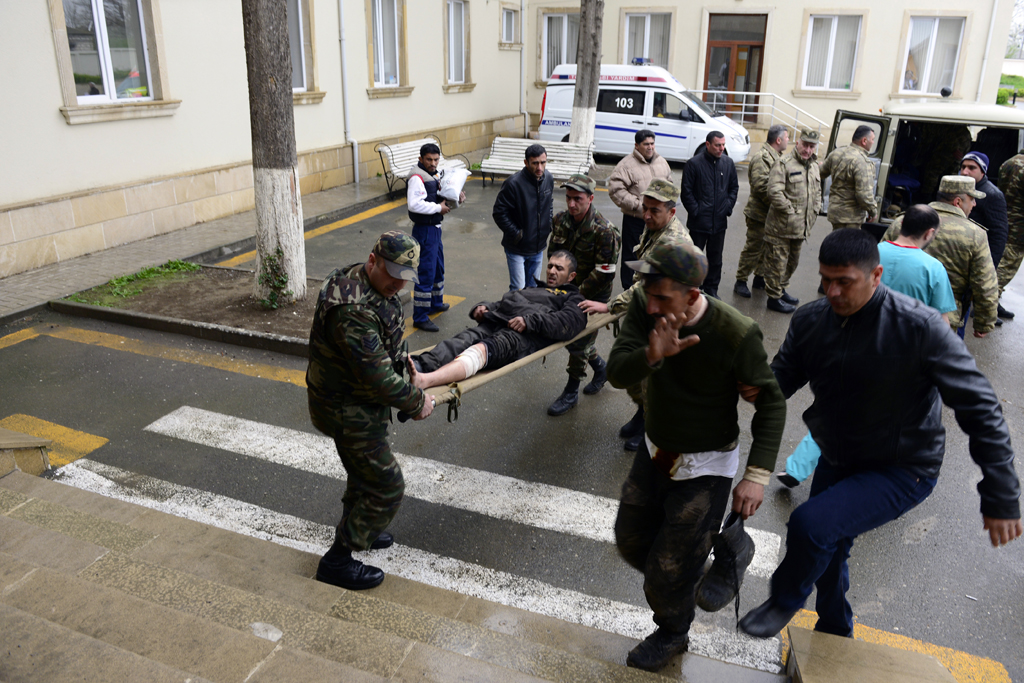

{"left": 780, "top": 290, "right": 799, "bottom": 305}
{"left": 752, "top": 275, "right": 765, "bottom": 289}
{"left": 619, "top": 406, "right": 645, "bottom": 438}
{"left": 316, "top": 549, "right": 384, "bottom": 590}
{"left": 767, "top": 297, "right": 796, "bottom": 313}
{"left": 696, "top": 512, "right": 755, "bottom": 614}
{"left": 548, "top": 378, "right": 580, "bottom": 416}
{"left": 733, "top": 280, "right": 752, "bottom": 298}
{"left": 626, "top": 628, "right": 690, "bottom": 671}
{"left": 583, "top": 356, "right": 608, "bottom": 395}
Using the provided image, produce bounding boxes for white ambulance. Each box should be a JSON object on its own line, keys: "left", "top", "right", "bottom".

{"left": 538, "top": 63, "right": 751, "bottom": 162}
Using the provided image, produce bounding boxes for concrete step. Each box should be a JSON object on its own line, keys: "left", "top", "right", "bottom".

{"left": 0, "top": 426, "right": 51, "bottom": 477}
{"left": 1, "top": 469, "right": 787, "bottom": 682}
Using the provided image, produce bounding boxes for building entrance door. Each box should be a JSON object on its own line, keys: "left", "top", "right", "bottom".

{"left": 703, "top": 14, "right": 766, "bottom": 123}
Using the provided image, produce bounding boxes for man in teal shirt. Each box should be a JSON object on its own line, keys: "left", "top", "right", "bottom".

{"left": 607, "top": 242, "right": 786, "bottom": 672}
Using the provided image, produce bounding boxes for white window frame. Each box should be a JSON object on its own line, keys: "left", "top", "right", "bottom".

{"left": 623, "top": 12, "right": 670, "bottom": 67}
{"left": 371, "top": 0, "right": 401, "bottom": 87}
{"left": 447, "top": 0, "right": 466, "bottom": 84}
{"left": 899, "top": 15, "right": 965, "bottom": 95}
{"left": 541, "top": 12, "right": 579, "bottom": 80}
{"left": 69, "top": 0, "right": 154, "bottom": 105}
{"left": 288, "top": 0, "right": 308, "bottom": 92}
{"left": 502, "top": 8, "right": 518, "bottom": 44}
{"left": 801, "top": 14, "right": 862, "bottom": 91}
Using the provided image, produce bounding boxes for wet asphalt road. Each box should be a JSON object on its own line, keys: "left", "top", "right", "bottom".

{"left": 2, "top": 166, "right": 1023, "bottom": 678}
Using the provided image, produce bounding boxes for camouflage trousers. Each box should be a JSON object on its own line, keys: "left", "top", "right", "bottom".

{"left": 997, "top": 242, "right": 1024, "bottom": 297}
{"left": 331, "top": 418, "right": 405, "bottom": 552}
{"left": 566, "top": 330, "right": 599, "bottom": 380}
{"left": 829, "top": 220, "right": 862, "bottom": 231}
{"left": 735, "top": 216, "right": 766, "bottom": 282}
{"left": 615, "top": 443, "right": 732, "bottom": 632}
{"left": 761, "top": 235, "right": 805, "bottom": 300}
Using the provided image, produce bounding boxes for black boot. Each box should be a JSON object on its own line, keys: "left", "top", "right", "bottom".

{"left": 767, "top": 297, "right": 796, "bottom": 313}
{"left": 624, "top": 431, "right": 644, "bottom": 451}
{"left": 316, "top": 547, "right": 384, "bottom": 590}
{"left": 998, "top": 303, "right": 1015, "bottom": 319}
{"left": 583, "top": 356, "right": 607, "bottom": 395}
{"left": 619, "top": 406, "right": 645, "bottom": 438}
{"left": 696, "top": 512, "right": 755, "bottom": 614}
{"left": 733, "top": 280, "right": 751, "bottom": 298}
{"left": 548, "top": 378, "right": 580, "bottom": 416}
{"left": 752, "top": 275, "right": 765, "bottom": 289}
{"left": 626, "top": 628, "right": 690, "bottom": 671}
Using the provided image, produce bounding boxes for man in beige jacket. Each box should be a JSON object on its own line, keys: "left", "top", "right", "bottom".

{"left": 608, "top": 129, "right": 673, "bottom": 290}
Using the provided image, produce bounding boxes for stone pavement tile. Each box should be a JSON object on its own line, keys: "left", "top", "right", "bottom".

{"left": 0, "top": 515, "right": 108, "bottom": 574}
{"left": 0, "top": 470, "right": 148, "bottom": 525}
{"left": 247, "top": 646, "right": 390, "bottom": 683}
{"left": 0, "top": 551, "right": 36, "bottom": 592}
{"left": 7, "top": 497, "right": 154, "bottom": 553}
{"left": 392, "top": 642, "right": 550, "bottom": 683}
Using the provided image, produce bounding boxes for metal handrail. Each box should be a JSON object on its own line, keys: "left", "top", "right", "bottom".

{"left": 685, "top": 89, "right": 830, "bottom": 134}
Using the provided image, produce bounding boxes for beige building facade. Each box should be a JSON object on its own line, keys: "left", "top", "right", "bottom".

{"left": 0, "top": 0, "right": 1013, "bottom": 279}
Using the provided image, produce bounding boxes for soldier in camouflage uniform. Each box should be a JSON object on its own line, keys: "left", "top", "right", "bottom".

{"left": 763, "top": 129, "right": 822, "bottom": 314}
{"left": 307, "top": 231, "right": 434, "bottom": 591}
{"left": 547, "top": 174, "right": 622, "bottom": 416}
{"left": 997, "top": 153, "right": 1024, "bottom": 321}
{"left": 883, "top": 176, "right": 998, "bottom": 336}
{"left": 820, "top": 125, "right": 878, "bottom": 230}
{"left": 581, "top": 179, "right": 694, "bottom": 450}
{"left": 735, "top": 124, "right": 789, "bottom": 297}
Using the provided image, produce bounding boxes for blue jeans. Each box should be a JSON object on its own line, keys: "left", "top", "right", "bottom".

{"left": 505, "top": 249, "right": 544, "bottom": 290}
{"left": 769, "top": 459, "right": 936, "bottom": 636}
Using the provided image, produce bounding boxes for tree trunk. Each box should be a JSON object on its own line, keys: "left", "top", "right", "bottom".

{"left": 241, "top": 0, "right": 307, "bottom": 303}
{"left": 569, "top": 0, "right": 604, "bottom": 149}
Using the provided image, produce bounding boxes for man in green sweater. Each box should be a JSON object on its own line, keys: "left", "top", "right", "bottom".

{"left": 607, "top": 242, "right": 787, "bottom": 672}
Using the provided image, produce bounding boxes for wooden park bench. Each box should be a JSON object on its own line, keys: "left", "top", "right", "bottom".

{"left": 479, "top": 137, "right": 595, "bottom": 186}
{"left": 374, "top": 134, "right": 469, "bottom": 198}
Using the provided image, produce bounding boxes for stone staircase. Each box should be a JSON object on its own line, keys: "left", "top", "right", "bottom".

{"left": 0, "top": 469, "right": 787, "bottom": 683}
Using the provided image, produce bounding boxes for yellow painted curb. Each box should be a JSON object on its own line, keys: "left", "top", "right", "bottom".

{"left": 0, "top": 415, "right": 108, "bottom": 468}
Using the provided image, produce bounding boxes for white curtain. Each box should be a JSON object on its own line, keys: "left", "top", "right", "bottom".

{"left": 905, "top": 17, "right": 933, "bottom": 92}
{"left": 546, "top": 15, "right": 562, "bottom": 78}
{"left": 926, "top": 17, "right": 964, "bottom": 93}
{"left": 626, "top": 15, "right": 645, "bottom": 63}
{"left": 829, "top": 15, "right": 860, "bottom": 90}
{"left": 805, "top": 17, "right": 830, "bottom": 88}
{"left": 373, "top": 0, "right": 399, "bottom": 85}
{"left": 649, "top": 14, "right": 671, "bottom": 68}
{"left": 567, "top": 14, "right": 580, "bottom": 65}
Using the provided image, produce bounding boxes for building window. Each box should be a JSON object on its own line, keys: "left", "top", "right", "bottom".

{"left": 502, "top": 8, "right": 519, "bottom": 44}
{"left": 447, "top": 0, "right": 466, "bottom": 84}
{"left": 803, "top": 15, "right": 861, "bottom": 91}
{"left": 371, "top": 0, "right": 400, "bottom": 86}
{"left": 543, "top": 13, "right": 579, "bottom": 79}
{"left": 624, "top": 13, "right": 670, "bottom": 68}
{"left": 901, "top": 16, "right": 965, "bottom": 94}
{"left": 64, "top": 0, "right": 152, "bottom": 103}
{"left": 287, "top": 0, "right": 313, "bottom": 92}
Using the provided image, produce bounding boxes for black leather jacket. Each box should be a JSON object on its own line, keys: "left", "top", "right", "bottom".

{"left": 680, "top": 148, "right": 739, "bottom": 234}
{"left": 475, "top": 282, "right": 586, "bottom": 342}
{"left": 772, "top": 285, "right": 1020, "bottom": 519}
{"left": 492, "top": 167, "right": 554, "bottom": 256}
{"left": 972, "top": 175, "right": 1009, "bottom": 268}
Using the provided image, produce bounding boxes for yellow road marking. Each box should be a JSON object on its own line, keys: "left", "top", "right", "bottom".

{"left": 217, "top": 198, "right": 406, "bottom": 268}
{"left": 781, "top": 609, "right": 1010, "bottom": 683}
{"left": 40, "top": 326, "right": 307, "bottom": 387}
{"left": 402, "top": 295, "right": 467, "bottom": 341}
{"left": 0, "top": 328, "right": 40, "bottom": 350}
{"left": 0, "top": 414, "right": 108, "bottom": 467}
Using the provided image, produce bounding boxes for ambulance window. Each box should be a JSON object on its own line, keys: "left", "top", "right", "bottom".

{"left": 653, "top": 92, "right": 688, "bottom": 120}
{"left": 597, "top": 89, "right": 645, "bottom": 116}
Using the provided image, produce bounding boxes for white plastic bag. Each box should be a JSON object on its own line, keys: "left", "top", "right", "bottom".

{"left": 439, "top": 167, "right": 471, "bottom": 207}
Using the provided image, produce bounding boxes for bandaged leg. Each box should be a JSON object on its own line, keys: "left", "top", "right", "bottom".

{"left": 413, "top": 343, "right": 487, "bottom": 389}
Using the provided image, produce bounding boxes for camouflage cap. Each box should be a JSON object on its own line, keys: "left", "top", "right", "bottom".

{"left": 642, "top": 178, "right": 680, "bottom": 203}
{"left": 799, "top": 129, "right": 820, "bottom": 144}
{"left": 627, "top": 242, "right": 708, "bottom": 287}
{"left": 373, "top": 230, "right": 420, "bottom": 283}
{"left": 938, "top": 174, "right": 986, "bottom": 199}
{"left": 561, "top": 173, "right": 596, "bottom": 194}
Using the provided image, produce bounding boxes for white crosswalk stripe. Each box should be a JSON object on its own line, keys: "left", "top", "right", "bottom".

{"left": 144, "top": 406, "right": 781, "bottom": 578}
{"left": 53, "top": 457, "right": 783, "bottom": 672}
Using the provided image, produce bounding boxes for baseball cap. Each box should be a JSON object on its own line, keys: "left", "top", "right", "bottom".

{"left": 373, "top": 230, "right": 420, "bottom": 282}
{"left": 642, "top": 178, "right": 680, "bottom": 203}
{"left": 561, "top": 173, "right": 596, "bottom": 194}
{"left": 627, "top": 242, "right": 708, "bottom": 287}
{"left": 938, "top": 175, "right": 986, "bottom": 199}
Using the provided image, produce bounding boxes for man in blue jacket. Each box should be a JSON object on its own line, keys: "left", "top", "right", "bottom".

{"left": 680, "top": 131, "right": 739, "bottom": 298}
{"left": 493, "top": 144, "right": 555, "bottom": 290}
{"left": 739, "top": 228, "right": 1022, "bottom": 640}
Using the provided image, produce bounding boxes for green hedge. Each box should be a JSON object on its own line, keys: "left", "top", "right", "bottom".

{"left": 998, "top": 88, "right": 1011, "bottom": 105}
{"left": 1000, "top": 73, "right": 1024, "bottom": 89}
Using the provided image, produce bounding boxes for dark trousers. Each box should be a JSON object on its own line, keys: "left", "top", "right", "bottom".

{"left": 615, "top": 443, "right": 732, "bottom": 633}
{"left": 620, "top": 214, "right": 646, "bottom": 290}
{"left": 769, "top": 459, "right": 936, "bottom": 636}
{"left": 412, "top": 224, "right": 444, "bottom": 323}
{"left": 690, "top": 231, "right": 726, "bottom": 296}
{"left": 414, "top": 322, "right": 543, "bottom": 372}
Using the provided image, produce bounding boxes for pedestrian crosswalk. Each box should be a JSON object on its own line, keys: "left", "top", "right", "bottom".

{"left": 52, "top": 405, "right": 786, "bottom": 672}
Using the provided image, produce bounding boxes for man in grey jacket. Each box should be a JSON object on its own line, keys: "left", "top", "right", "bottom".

{"left": 493, "top": 144, "right": 555, "bottom": 290}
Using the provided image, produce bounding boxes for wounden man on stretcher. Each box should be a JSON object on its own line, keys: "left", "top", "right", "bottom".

{"left": 410, "top": 251, "right": 587, "bottom": 389}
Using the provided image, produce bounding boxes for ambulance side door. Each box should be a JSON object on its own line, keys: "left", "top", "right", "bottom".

{"left": 594, "top": 87, "right": 647, "bottom": 157}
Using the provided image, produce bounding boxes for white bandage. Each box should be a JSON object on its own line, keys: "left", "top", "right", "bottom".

{"left": 455, "top": 345, "right": 487, "bottom": 378}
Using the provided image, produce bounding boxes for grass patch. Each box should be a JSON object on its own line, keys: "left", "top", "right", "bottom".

{"left": 1000, "top": 74, "right": 1024, "bottom": 90}
{"left": 66, "top": 260, "right": 201, "bottom": 307}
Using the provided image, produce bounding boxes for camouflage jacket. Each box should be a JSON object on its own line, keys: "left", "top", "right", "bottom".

{"left": 999, "top": 154, "right": 1024, "bottom": 245}
{"left": 548, "top": 205, "right": 621, "bottom": 303}
{"left": 306, "top": 263, "right": 425, "bottom": 436}
{"left": 884, "top": 203, "right": 999, "bottom": 333}
{"left": 764, "top": 150, "right": 822, "bottom": 240}
{"left": 610, "top": 215, "right": 693, "bottom": 314}
{"left": 821, "top": 144, "right": 877, "bottom": 223}
{"left": 743, "top": 143, "right": 781, "bottom": 223}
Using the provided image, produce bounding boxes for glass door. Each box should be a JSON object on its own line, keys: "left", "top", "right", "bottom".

{"left": 703, "top": 15, "right": 766, "bottom": 122}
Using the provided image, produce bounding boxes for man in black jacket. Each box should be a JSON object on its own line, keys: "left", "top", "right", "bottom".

{"left": 739, "top": 229, "right": 1022, "bottom": 640}
{"left": 960, "top": 152, "right": 1009, "bottom": 269}
{"left": 411, "top": 251, "right": 586, "bottom": 388}
{"left": 493, "top": 144, "right": 555, "bottom": 290}
{"left": 680, "top": 131, "right": 739, "bottom": 298}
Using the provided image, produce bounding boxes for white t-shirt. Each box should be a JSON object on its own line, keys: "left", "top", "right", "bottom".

{"left": 645, "top": 433, "right": 740, "bottom": 481}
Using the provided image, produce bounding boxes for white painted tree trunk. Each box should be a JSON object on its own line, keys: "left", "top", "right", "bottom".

{"left": 253, "top": 167, "right": 307, "bottom": 301}
{"left": 569, "top": 0, "right": 603, "bottom": 152}
{"left": 569, "top": 106, "right": 597, "bottom": 149}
